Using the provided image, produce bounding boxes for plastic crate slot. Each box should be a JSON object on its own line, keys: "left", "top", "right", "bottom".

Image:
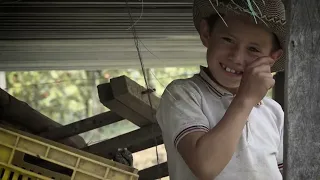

{"left": 11, "top": 172, "right": 21, "bottom": 180}
{"left": 23, "top": 153, "right": 73, "bottom": 177}
{"left": 0, "top": 166, "right": 31, "bottom": 180}
{"left": 8, "top": 170, "right": 15, "bottom": 179}
{"left": 0, "top": 168, "right": 4, "bottom": 178}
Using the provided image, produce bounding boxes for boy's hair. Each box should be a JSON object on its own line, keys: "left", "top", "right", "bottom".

{"left": 205, "top": 14, "right": 281, "bottom": 52}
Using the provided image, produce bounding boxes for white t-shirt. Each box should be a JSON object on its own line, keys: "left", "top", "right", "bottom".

{"left": 156, "top": 66, "right": 284, "bottom": 180}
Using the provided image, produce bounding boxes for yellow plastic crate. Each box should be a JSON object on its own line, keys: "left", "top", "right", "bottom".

{"left": 0, "top": 126, "right": 139, "bottom": 180}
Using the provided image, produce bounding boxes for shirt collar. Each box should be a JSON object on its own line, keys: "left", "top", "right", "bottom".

{"left": 198, "top": 65, "right": 233, "bottom": 97}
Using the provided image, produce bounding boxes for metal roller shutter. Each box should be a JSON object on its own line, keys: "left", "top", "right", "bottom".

{"left": 0, "top": 0, "right": 206, "bottom": 71}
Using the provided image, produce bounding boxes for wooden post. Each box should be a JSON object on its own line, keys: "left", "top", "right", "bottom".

{"left": 97, "top": 82, "right": 151, "bottom": 127}
{"left": 284, "top": 0, "right": 320, "bottom": 179}
{"left": 110, "top": 75, "right": 160, "bottom": 124}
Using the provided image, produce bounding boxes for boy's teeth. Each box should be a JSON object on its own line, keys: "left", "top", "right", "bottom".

{"left": 222, "top": 65, "right": 240, "bottom": 75}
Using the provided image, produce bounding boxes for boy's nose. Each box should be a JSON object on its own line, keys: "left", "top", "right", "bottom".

{"left": 229, "top": 45, "right": 245, "bottom": 65}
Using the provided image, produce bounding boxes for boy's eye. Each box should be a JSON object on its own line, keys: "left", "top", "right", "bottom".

{"left": 248, "top": 47, "right": 260, "bottom": 52}
{"left": 222, "top": 37, "right": 233, "bottom": 43}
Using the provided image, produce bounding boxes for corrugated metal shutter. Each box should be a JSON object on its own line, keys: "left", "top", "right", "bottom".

{"left": 0, "top": 0, "right": 206, "bottom": 71}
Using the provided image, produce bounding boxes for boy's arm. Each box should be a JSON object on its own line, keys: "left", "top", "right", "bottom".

{"left": 177, "top": 96, "right": 254, "bottom": 180}
{"left": 177, "top": 57, "right": 276, "bottom": 180}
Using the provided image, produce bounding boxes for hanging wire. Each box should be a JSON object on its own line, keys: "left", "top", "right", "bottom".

{"left": 124, "top": 0, "right": 161, "bottom": 178}
{"left": 124, "top": 0, "right": 178, "bottom": 101}
{"left": 126, "top": 0, "right": 144, "bottom": 30}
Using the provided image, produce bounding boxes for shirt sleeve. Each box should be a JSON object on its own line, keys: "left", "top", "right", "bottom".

{"left": 156, "top": 80, "right": 210, "bottom": 148}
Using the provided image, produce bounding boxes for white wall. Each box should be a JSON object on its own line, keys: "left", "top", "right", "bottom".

{"left": 0, "top": 71, "right": 6, "bottom": 90}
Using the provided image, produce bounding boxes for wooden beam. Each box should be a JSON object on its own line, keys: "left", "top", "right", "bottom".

{"left": 96, "top": 135, "right": 163, "bottom": 159}
{"left": 127, "top": 135, "right": 163, "bottom": 153}
{"left": 0, "top": 87, "right": 54, "bottom": 133}
{"left": 273, "top": 71, "right": 285, "bottom": 109}
{"left": 110, "top": 75, "right": 160, "bottom": 124}
{"left": 138, "top": 162, "right": 168, "bottom": 180}
{"left": 284, "top": 0, "right": 320, "bottom": 179}
{"left": 39, "top": 111, "right": 124, "bottom": 140}
{"left": 97, "top": 82, "right": 151, "bottom": 127}
{"left": 82, "top": 124, "right": 162, "bottom": 158}
{"left": 0, "top": 88, "right": 86, "bottom": 148}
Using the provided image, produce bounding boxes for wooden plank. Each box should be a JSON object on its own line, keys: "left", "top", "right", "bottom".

{"left": 0, "top": 88, "right": 86, "bottom": 148}
{"left": 127, "top": 135, "right": 163, "bottom": 153}
{"left": 110, "top": 75, "right": 160, "bottom": 125}
{"left": 97, "top": 136, "right": 163, "bottom": 159}
{"left": 82, "top": 124, "right": 162, "bottom": 158}
{"left": 284, "top": 0, "right": 320, "bottom": 179}
{"left": 39, "top": 111, "right": 124, "bottom": 140}
{"left": 97, "top": 82, "right": 151, "bottom": 127}
{"left": 138, "top": 162, "right": 168, "bottom": 180}
{"left": 273, "top": 71, "right": 284, "bottom": 109}
{"left": 0, "top": 87, "right": 51, "bottom": 132}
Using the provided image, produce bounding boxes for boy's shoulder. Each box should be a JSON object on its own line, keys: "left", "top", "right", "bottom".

{"left": 262, "top": 96, "right": 284, "bottom": 114}
{"left": 162, "top": 75, "right": 204, "bottom": 97}
{"left": 261, "top": 96, "right": 284, "bottom": 126}
{"left": 158, "top": 75, "right": 210, "bottom": 110}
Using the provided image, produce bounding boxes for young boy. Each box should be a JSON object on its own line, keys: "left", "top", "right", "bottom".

{"left": 156, "top": 0, "right": 286, "bottom": 179}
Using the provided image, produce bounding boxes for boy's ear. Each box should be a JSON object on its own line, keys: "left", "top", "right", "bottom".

{"left": 270, "top": 49, "right": 283, "bottom": 66}
{"left": 199, "top": 19, "right": 211, "bottom": 48}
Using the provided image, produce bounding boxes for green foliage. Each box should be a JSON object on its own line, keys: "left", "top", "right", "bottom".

{"left": 7, "top": 70, "right": 94, "bottom": 124}
{"left": 5, "top": 66, "right": 199, "bottom": 144}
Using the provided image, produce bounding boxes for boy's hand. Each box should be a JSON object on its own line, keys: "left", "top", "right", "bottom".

{"left": 237, "top": 56, "right": 275, "bottom": 106}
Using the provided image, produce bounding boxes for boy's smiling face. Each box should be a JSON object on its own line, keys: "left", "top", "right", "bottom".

{"left": 199, "top": 14, "right": 283, "bottom": 94}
